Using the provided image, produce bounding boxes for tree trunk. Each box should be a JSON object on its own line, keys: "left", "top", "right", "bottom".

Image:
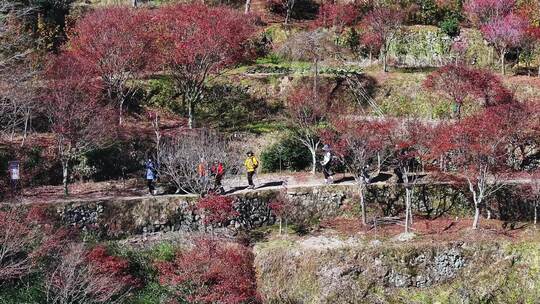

{"left": 285, "top": 5, "right": 291, "bottom": 24}
{"left": 187, "top": 100, "right": 194, "bottom": 129}
{"left": 382, "top": 49, "right": 388, "bottom": 73}
{"left": 313, "top": 58, "right": 319, "bottom": 100}
{"left": 119, "top": 101, "right": 124, "bottom": 125}
{"left": 62, "top": 161, "right": 69, "bottom": 196}
{"left": 377, "top": 153, "right": 381, "bottom": 174}
{"left": 405, "top": 187, "right": 411, "bottom": 233}
{"left": 534, "top": 202, "right": 537, "bottom": 226}
{"left": 472, "top": 198, "right": 481, "bottom": 229}
{"left": 244, "top": 0, "right": 251, "bottom": 14}
{"left": 455, "top": 103, "right": 462, "bottom": 120}
{"left": 309, "top": 147, "right": 317, "bottom": 175}
{"left": 132, "top": 0, "right": 137, "bottom": 7}
{"left": 21, "top": 108, "right": 30, "bottom": 147}
{"left": 409, "top": 187, "right": 414, "bottom": 225}
{"left": 500, "top": 49, "right": 506, "bottom": 75}
{"left": 359, "top": 186, "right": 366, "bottom": 225}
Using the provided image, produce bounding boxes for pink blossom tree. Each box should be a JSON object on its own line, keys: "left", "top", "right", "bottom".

{"left": 464, "top": 0, "right": 515, "bottom": 25}
{"left": 481, "top": 13, "right": 528, "bottom": 74}
{"left": 314, "top": 3, "right": 359, "bottom": 34}
{"left": 361, "top": 6, "right": 404, "bottom": 72}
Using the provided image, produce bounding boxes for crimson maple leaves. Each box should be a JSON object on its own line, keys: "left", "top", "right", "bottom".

{"left": 424, "top": 64, "right": 513, "bottom": 118}
{"left": 156, "top": 238, "right": 259, "bottom": 304}
{"left": 51, "top": 4, "right": 256, "bottom": 129}
{"left": 154, "top": 4, "right": 256, "bottom": 128}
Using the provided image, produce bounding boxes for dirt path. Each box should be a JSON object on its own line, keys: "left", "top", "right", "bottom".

{"left": 6, "top": 171, "right": 539, "bottom": 205}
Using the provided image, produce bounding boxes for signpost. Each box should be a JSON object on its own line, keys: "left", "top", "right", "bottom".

{"left": 8, "top": 161, "right": 20, "bottom": 195}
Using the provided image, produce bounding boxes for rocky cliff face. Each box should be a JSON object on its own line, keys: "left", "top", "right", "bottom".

{"left": 254, "top": 237, "right": 540, "bottom": 303}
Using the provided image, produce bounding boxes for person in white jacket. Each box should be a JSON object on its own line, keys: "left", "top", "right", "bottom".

{"left": 320, "top": 144, "right": 334, "bottom": 184}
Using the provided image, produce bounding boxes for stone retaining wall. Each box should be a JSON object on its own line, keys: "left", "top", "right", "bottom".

{"left": 3, "top": 183, "right": 529, "bottom": 239}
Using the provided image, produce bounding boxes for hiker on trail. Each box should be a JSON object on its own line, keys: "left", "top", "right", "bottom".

{"left": 197, "top": 158, "right": 208, "bottom": 181}
{"left": 210, "top": 161, "right": 225, "bottom": 194}
{"left": 320, "top": 144, "right": 334, "bottom": 184}
{"left": 145, "top": 158, "right": 157, "bottom": 195}
{"left": 361, "top": 165, "right": 370, "bottom": 183}
{"left": 244, "top": 151, "right": 259, "bottom": 189}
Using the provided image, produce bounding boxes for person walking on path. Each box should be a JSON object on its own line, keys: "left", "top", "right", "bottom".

{"left": 244, "top": 151, "right": 259, "bottom": 189}
{"left": 197, "top": 158, "right": 208, "bottom": 182}
{"left": 321, "top": 144, "right": 334, "bottom": 184}
{"left": 211, "top": 161, "right": 225, "bottom": 194}
{"left": 145, "top": 158, "right": 157, "bottom": 195}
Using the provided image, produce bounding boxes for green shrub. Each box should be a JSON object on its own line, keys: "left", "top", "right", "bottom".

{"left": 439, "top": 16, "right": 460, "bottom": 37}
{"left": 0, "top": 276, "right": 43, "bottom": 304}
{"left": 86, "top": 139, "right": 151, "bottom": 181}
{"left": 261, "top": 136, "right": 312, "bottom": 172}
{"left": 145, "top": 77, "right": 182, "bottom": 113}
{"left": 132, "top": 282, "right": 171, "bottom": 304}
{"left": 255, "top": 54, "right": 285, "bottom": 65}
{"left": 148, "top": 242, "right": 176, "bottom": 262}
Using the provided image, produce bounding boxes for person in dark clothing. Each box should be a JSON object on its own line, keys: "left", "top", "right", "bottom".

{"left": 210, "top": 161, "right": 225, "bottom": 194}
{"left": 145, "top": 159, "right": 156, "bottom": 195}
{"left": 320, "top": 144, "right": 334, "bottom": 184}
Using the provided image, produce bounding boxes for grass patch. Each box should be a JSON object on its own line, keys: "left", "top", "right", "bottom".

{"left": 242, "top": 120, "right": 286, "bottom": 134}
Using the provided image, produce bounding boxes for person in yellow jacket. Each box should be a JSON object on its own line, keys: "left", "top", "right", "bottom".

{"left": 244, "top": 151, "right": 259, "bottom": 189}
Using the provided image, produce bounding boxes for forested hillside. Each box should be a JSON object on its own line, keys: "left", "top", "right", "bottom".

{"left": 1, "top": 0, "right": 540, "bottom": 303}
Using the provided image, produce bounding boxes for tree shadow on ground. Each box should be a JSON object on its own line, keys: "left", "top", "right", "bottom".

{"left": 198, "top": 83, "right": 282, "bottom": 132}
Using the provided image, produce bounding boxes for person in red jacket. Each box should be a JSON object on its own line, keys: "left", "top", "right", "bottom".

{"left": 210, "top": 161, "right": 225, "bottom": 194}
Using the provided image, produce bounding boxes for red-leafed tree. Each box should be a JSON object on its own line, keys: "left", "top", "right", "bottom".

{"left": 389, "top": 119, "right": 434, "bottom": 233}
{"left": 361, "top": 31, "right": 384, "bottom": 63}
{"left": 481, "top": 13, "right": 528, "bottom": 74}
{"left": 519, "top": 26, "right": 540, "bottom": 76}
{"left": 424, "top": 64, "right": 478, "bottom": 119}
{"left": 268, "top": 189, "right": 296, "bottom": 234}
{"left": 285, "top": 85, "right": 334, "bottom": 174}
{"left": 0, "top": 206, "right": 68, "bottom": 285}
{"left": 67, "top": 7, "right": 155, "bottom": 124}
{"left": 433, "top": 105, "right": 518, "bottom": 229}
{"left": 507, "top": 102, "right": 540, "bottom": 170}
{"left": 361, "top": 6, "right": 404, "bottom": 72}
{"left": 196, "top": 195, "right": 239, "bottom": 228}
{"left": 424, "top": 64, "right": 513, "bottom": 119}
{"left": 45, "top": 244, "right": 137, "bottom": 304}
{"left": 472, "top": 67, "right": 514, "bottom": 105}
{"left": 44, "top": 54, "right": 116, "bottom": 195}
{"left": 324, "top": 117, "right": 394, "bottom": 225}
{"left": 450, "top": 38, "right": 469, "bottom": 64}
{"left": 314, "top": 3, "right": 359, "bottom": 33}
{"left": 154, "top": 4, "right": 256, "bottom": 129}
{"left": 156, "top": 238, "right": 260, "bottom": 304}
